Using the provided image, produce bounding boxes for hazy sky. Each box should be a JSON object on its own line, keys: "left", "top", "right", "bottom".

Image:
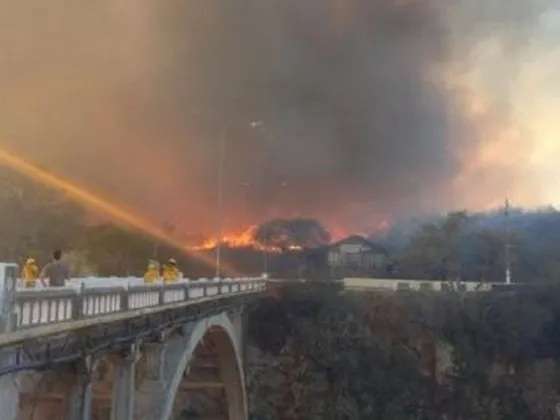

{"left": 0, "top": 0, "right": 558, "bottom": 236}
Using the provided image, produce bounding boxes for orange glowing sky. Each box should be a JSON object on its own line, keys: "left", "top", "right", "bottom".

{"left": 0, "top": 0, "right": 558, "bottom": 240}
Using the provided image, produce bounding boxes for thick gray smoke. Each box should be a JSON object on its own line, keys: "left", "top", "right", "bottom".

{"left": 151, "top": 0, "right": 559, "bottom": 231}
{"left": 0, "top": 0, "right": 558, "bottom": 235}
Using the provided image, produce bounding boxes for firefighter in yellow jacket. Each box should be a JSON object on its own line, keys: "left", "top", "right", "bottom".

{"left": 21, "top": 257, "right": 39, "bottom": 288}
{"left": 162, "top": 258, "right": 180, "bottom": 283}
{"left": 144, "top": 260, "right": 160, "bottom": 284}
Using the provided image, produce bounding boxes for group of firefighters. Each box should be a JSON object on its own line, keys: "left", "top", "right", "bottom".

{"left": 19, "top": 255, "right": 182, "bottom": 287}
{"left": 143, "top": 258, "right": 182, "bottom": 283}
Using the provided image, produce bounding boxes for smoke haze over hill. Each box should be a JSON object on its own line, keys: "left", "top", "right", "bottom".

{"left": 0, "top": 0, "right": 558, "bottom": 236}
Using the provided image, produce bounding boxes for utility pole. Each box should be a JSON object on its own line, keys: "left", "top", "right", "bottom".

{"left": 504, "top": 198, "right": 511, "bottom": 284}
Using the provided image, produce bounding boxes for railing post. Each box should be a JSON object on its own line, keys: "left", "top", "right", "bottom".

{"left": 120, "top": 284, "right": 129, "bottom": 312}
{"left": 72, "top": 283, "right": 83, "bottom": 320}
{"left": 158, "top": 283, "right": 165, "bottom": 305}
{"left": 184, "top": 283, "right": 191, "bottom": 301}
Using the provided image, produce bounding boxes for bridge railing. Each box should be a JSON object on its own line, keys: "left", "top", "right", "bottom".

{"left": 13, "top": 277, "right": 266, "bottom": 330}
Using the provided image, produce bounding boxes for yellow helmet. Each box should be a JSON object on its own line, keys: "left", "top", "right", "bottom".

{"left": 25, "top": 257, "right": 36, "bottom": 265}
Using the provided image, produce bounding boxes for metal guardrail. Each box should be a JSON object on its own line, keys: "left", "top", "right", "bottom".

{"left": 13, "top": 278, "right": 266, "bottom": 330}
{"left": 341, "top": 278, "right": 494, "bottom": 292}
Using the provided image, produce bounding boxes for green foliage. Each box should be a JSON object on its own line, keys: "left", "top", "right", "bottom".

{"left": 396, "top": 212, "right": 469, "bottom": 280}
{"left": 395, "top": 211, "right": 532, "bottom": 283}
{"left": 248, "top": 289, "right": 438, "bottom": 419}
{"left": 248, "top": 285, "right": 560, "bottom": 419}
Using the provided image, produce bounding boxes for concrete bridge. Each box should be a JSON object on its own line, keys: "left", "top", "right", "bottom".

{"left": 0, "top": 263, "right": 268, "bottom": 420}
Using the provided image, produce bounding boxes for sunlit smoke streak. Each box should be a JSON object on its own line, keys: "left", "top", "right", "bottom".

{"left": 0, "top": 148, "right": 239, "bottom": 275}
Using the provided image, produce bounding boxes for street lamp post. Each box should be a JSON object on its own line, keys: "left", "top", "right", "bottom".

{"left": 215, "top": 120, "right": 264, "bottom": 278}
{"left": 215, "top": 124, "right": 229, "bottom": 278}
{"left": 249, "top": 121, "right": 270, "bottom": 276}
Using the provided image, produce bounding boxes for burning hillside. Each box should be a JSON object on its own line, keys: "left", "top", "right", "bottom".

{"left": 189, "top": 225, "right": 266, "bottom": 251}
{"left": 188, "top": 218, "right": 338, "bottom": 252}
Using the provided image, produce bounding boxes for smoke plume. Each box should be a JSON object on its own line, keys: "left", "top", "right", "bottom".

{"left": 0, "top": 0, "right": 558, "bottom": 236}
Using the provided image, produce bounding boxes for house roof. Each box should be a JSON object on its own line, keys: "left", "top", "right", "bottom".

{"left": 305, "top": 235, "right": 388, "bottom": 255}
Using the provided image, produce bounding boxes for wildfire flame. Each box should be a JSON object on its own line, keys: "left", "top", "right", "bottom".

{"left": 190, "top": 225, "right": 258, "bottom": 251}
{"left": 189, "top": 225, "right": 303, "bottom": 253}
{"left": 188, "top": 220, "right": 386, "bottom": 253}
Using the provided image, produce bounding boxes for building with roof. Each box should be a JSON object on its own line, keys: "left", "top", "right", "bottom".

{"left": 302, "top": 235, "right": 389, "bottom": 279}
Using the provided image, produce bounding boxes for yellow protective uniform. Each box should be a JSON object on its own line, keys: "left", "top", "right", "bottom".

{"left": 162, "top": 264, "right": 179, "bottom": 283}
{"left": 21, "top": 262, "right": 39, "bottom": 288}
{"left": 144, "top": 264, "right": 160, "bottom": 284}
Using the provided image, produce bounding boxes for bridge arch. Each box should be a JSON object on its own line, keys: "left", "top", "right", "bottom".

{"left": 161, "top": 312, "right": 247, "bottom": 420}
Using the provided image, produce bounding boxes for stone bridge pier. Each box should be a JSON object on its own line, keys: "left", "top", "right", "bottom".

{"left": 8, "top": 310, "right": 247, "bottom": 420}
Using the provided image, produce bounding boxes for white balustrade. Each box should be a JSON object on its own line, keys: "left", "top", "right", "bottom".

{"left": 81, "top": 289, "right": 122, "bottom": 316}
{"left": 14, "top": 290, "right": 75, "bottom": 328}
{"left": 163, "top": 286, "right": 185, "bottom": 303}
{"left": 12, "top": 277, "right": 266, "bottom": 330}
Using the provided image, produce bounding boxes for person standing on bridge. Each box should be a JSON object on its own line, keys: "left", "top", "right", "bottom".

{"left": 162, "top": 258, "right": 180, "bottom": 283}
{"left": 144, "top": 259, "right": 160, "bottom": 284}
{"left": 39, "top": 249, "right": 70, "bottom": 287}
{"left": 20, "top": 257, "right": 39, "bottom": 288}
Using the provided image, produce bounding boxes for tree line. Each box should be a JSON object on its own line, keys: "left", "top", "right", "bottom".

{"left": 388, "top": 209, "right": 560, "bottom": 283}
{"left": 247, "top": 283, "right": 560, "bottom": 419}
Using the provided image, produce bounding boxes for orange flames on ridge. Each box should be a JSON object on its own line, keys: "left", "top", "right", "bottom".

{"left": 187, "top": 219, "right": 378, "bottom": 253}
{"left": 188, "top": 224, "right": 304, "bottom": 253}
{"left": 190, "top": 225, "right": 260, "bottom": 251}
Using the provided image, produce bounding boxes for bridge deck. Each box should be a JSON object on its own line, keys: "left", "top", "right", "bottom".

{"left": 0, "top": 277, "right": 266, "bottom": 375}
